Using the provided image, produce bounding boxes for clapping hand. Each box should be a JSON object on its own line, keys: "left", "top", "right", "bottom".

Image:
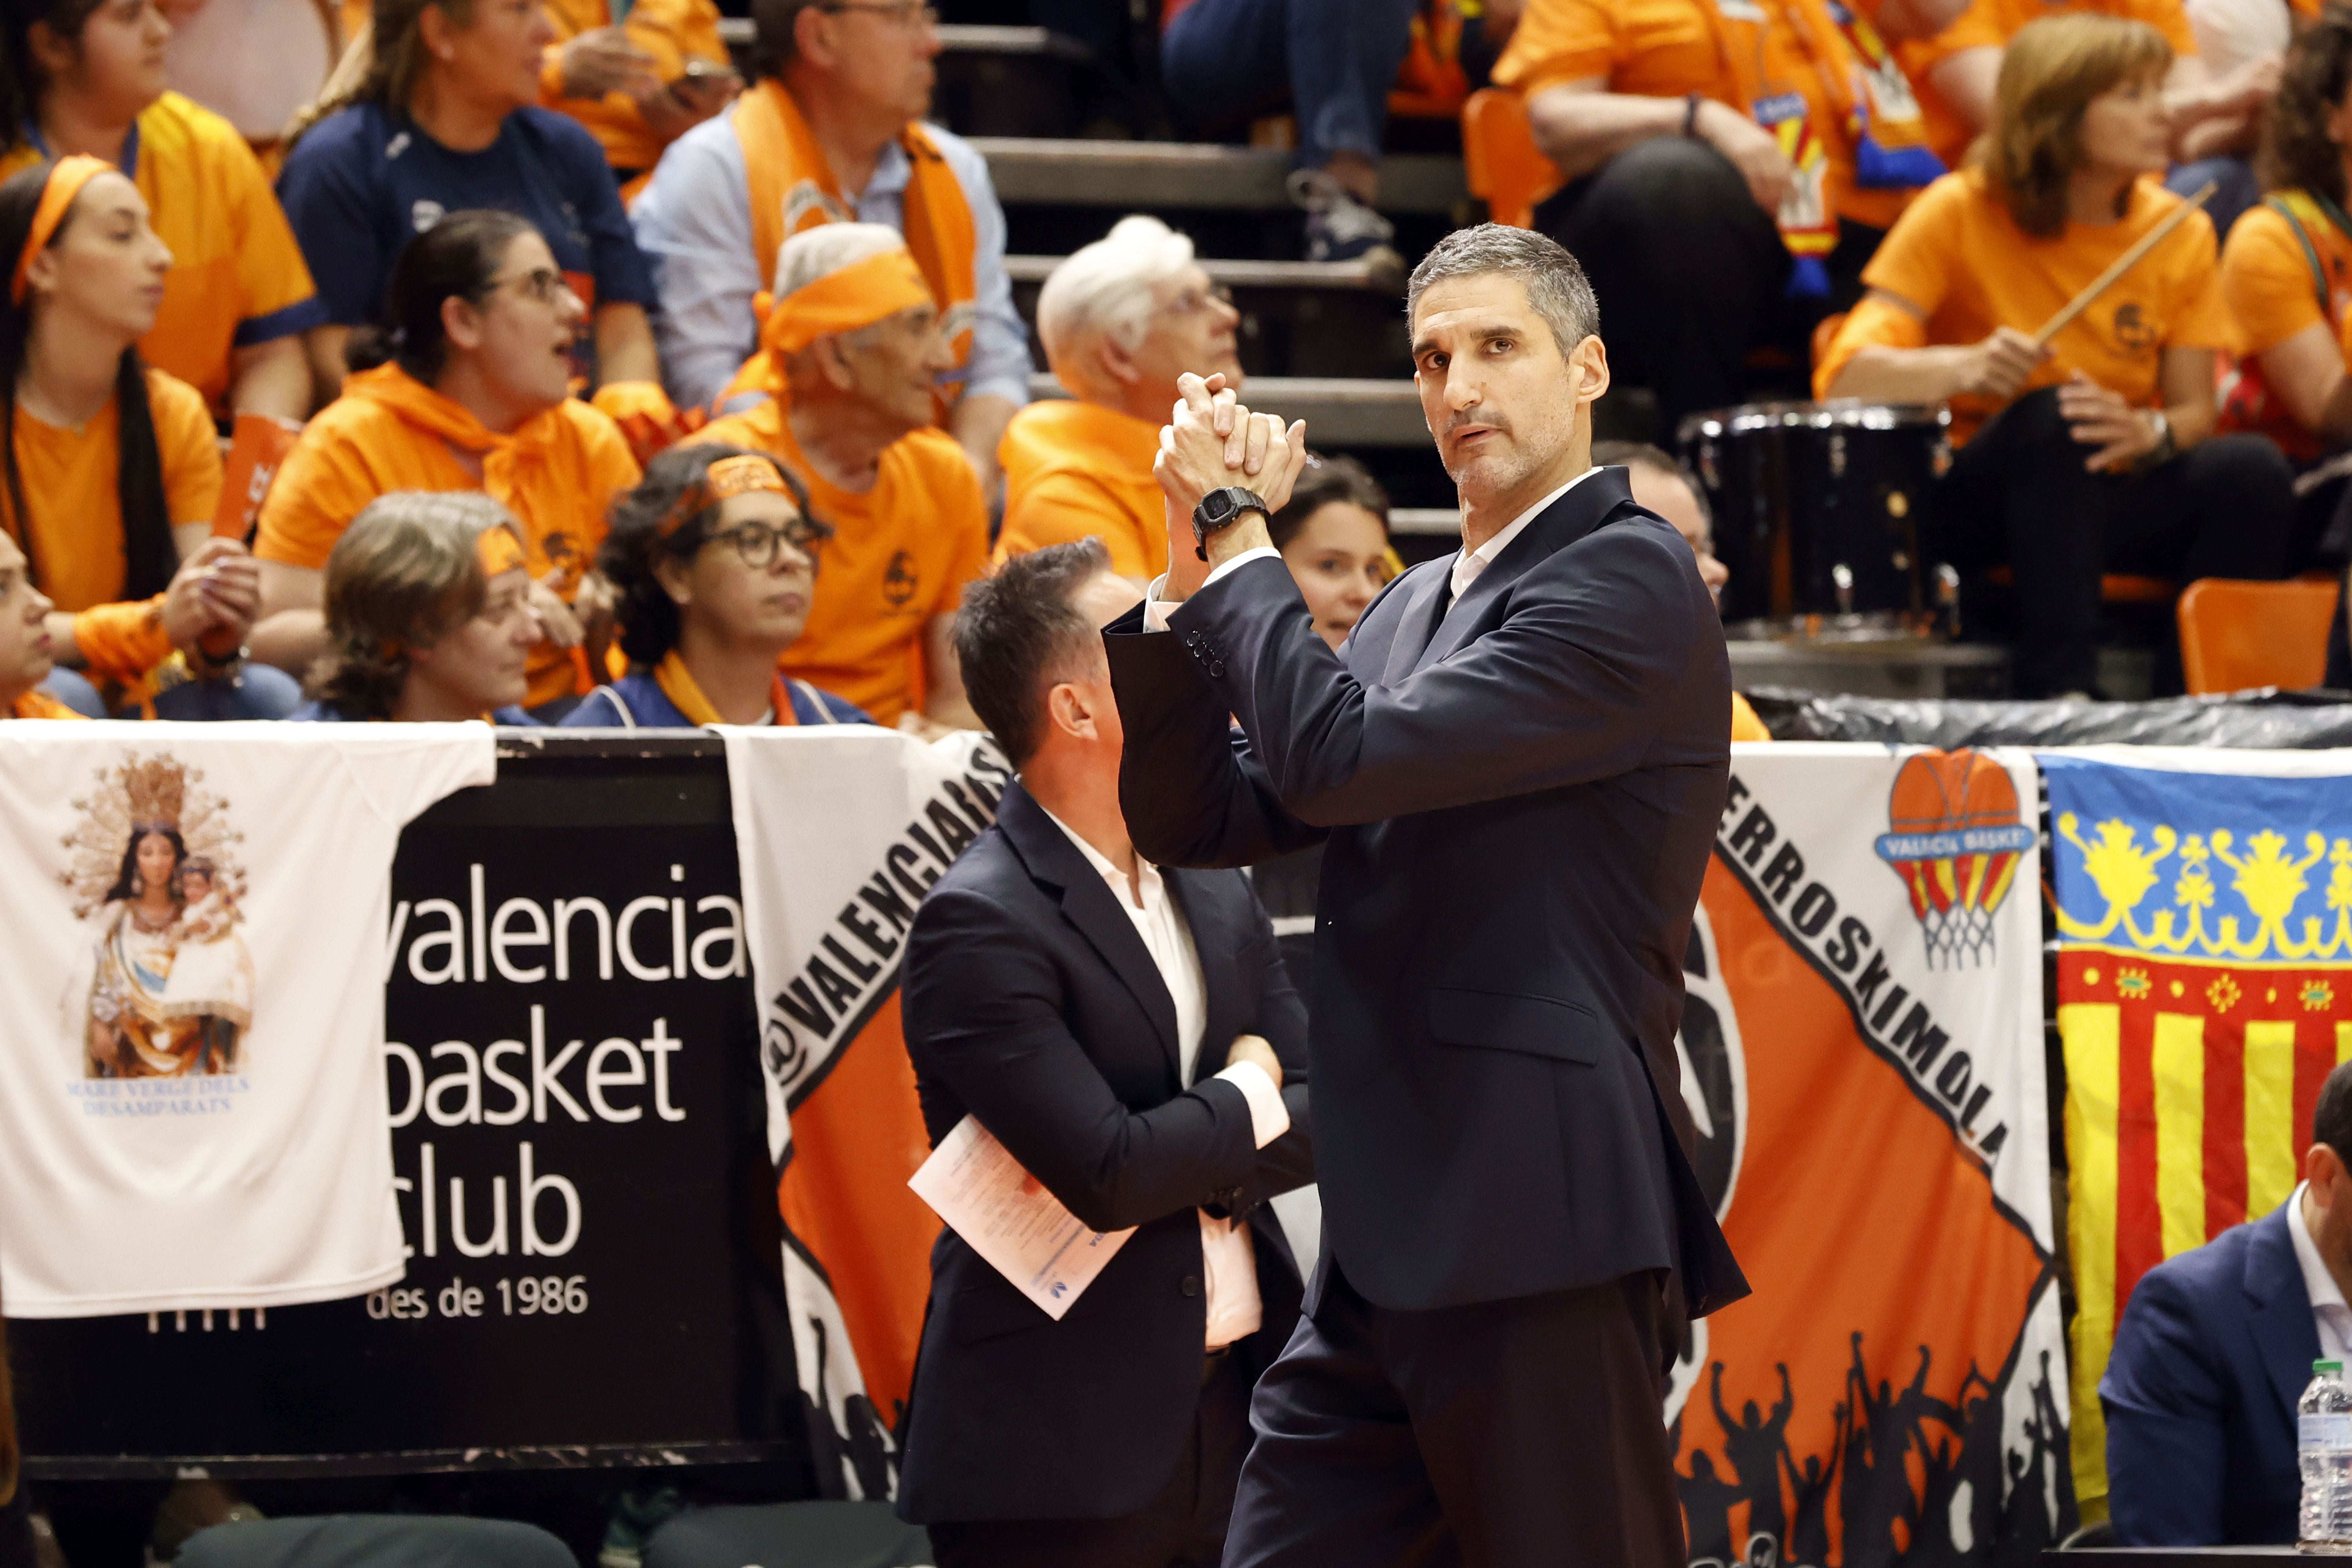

{"left": 1154, "top": 372, "right": 1309, "bottom": 599}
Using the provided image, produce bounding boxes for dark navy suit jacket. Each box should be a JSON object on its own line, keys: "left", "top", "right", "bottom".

{"left": 2103, "top": 1202, "right": 2318, "bottom": 1544}
{"left": 1103, "top": 466, "right": 1746, "bottom": 1319}
{"left": 894, "top": 781, "right": 1314, "bottom": 1524}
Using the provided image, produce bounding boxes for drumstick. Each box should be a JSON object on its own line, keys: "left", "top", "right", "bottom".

{"left": 2032, "top": 181, "right": 2216, "bottom": 347}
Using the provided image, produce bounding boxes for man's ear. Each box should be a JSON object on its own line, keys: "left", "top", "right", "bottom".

{"left": 1569, "top": 332, "right": 1611, "bottom": 408}
{"left": 791, "top": 1, "right": 838, "bottom": 69}
{"left": 813, "top": 336, "right": 857, "bottom": 393}
{"left": 1044, "top": 680, "right": 1098, "bottom": 745}
{"left": 1095, "top": 334, "right": 1142, "bottom": 391}
{"left": 2313, "top": 1142, "right": 2348, "bottom": 1205}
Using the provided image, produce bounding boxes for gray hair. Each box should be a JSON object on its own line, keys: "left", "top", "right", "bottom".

{"left": 1406, "top": 223, "right": 1599, "bottom": 358}
{"left": 1036, "top": 216, "right": 1198, "bottom": 387}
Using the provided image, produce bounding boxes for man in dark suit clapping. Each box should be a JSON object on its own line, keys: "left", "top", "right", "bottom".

{"left": 1102, "top": 222, "right": 1749, "bottom": 1566}
{"left": 894, "top": 539, "right": 1314, "bottom": 1568}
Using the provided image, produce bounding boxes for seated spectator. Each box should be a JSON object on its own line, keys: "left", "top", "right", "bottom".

{"left": 996, "top": 215, "right": 1242, "bottom": 586}
{"left": 1157, "top": 0, "right": 1412, "bottom": 280}
{"left": 158, "top": 0, "right": 343, "bottom": 161}
{"left": 565, "top": 443, "right": 873, "bottom": 726}
{"left": 0, "top": 156, "right": 293, "bottom": 720}
{"left": 251, "top": 209, "right": 641, "bottom": 715}
{"left": 0, "top": 532, "right": 78, "bottom": 720}
{"left": 630, "top": 0, "right": 1029, "bottom": 493}
{"left": 293, "top": 490, "right": 541, "bottom": 722}
{"left": 278, "top": 0, "right": 681, "bottom": 453}
{"left": 2101, "top": 1057, "right": 2352, "bottom": 1543}
{"left": 689, "top": 224, "right": 987, "bottom": 732}
{"left": 1268, "top": 452, "right": 1394, "bottom": 650}
{"left": 1592, "top": 440, "right": 1766, "bottom": 739}
{"left": 0, "top": 0, "right": 324, "bottom": 422}
{"left": 540, "top": 0, "right": 738, "bottom": 203}
{"left": 1818, "top": 13, "right": 2295, "bottom": 697}
{"left": 1901, "top": 0, "right": 2279, "bottom": 230}
{"left": 2220, "top": 9, "right": 2352, "bottom": 566}
{"left": 1495, "top": 0, "right": 1946, "bottom": 430}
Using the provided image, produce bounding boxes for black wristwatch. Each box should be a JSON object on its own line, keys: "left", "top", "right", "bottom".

{"left": 1191, "top": 486, "right": 1269, "bottom": 562}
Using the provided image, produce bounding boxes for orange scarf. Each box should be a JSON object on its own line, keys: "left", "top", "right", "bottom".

{"left": 9, "top": 687, "right": 87, "bottom": 720}
{"left": 730, "top": 81, "right": 976, "bottom": 409}
{"left": 653, "top": 649, "right": 797, "bottom": 726}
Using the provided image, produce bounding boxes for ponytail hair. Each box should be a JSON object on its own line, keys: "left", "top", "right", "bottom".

{"left": 286, "top": 0, "right": 478, "bottom": 154}
{"left": 343, "top": 208, "right": 534, "bottom": 383}
{"left": 0, "top": 162, "right": 174, "bottom": 601}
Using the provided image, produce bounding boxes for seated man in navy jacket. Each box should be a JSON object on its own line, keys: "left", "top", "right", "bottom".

{"left": 895, "top": 539, "right": 1315, "bottom": 1568}
{"left": 2105, "top": 1059, "right": 2352, "bottom": 1542}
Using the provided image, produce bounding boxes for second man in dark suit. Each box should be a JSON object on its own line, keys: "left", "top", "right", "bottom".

{"left": 894, "top": 539, "right": 1314, "bottom": 1568}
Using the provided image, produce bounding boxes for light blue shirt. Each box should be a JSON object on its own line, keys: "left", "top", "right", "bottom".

{"left": 630, "top": 109, "right": 1031, "bottom": 415}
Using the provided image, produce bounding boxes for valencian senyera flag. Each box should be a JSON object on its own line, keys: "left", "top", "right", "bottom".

{"left": 721, "top": 727, "right": 1013, "bottom": 1499}
{"left": 2045, "top": 747, "right": 2352, "bottom": 1522}
{"left": 1680, "top": 743, "right": 2068, "bottom": 1567}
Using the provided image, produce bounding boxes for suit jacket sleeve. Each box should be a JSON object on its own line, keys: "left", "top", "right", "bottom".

{"left": 1143, "top": 526, "right": 1708, "bottom": 834}
{"left": 904, "top": 884, "right": 1267, "bottom": 1235}
{"left": 1233, "top": 881, "right": 1313, "bottom": 1213}
{"left": 2102, "top": 1266, "right": 2231, "bottom": 1545}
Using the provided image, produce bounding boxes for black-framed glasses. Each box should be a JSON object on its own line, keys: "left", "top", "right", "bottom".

{"left": 710, "top": 516, "right": 831, "bottom": 570}
{"left": 819, "top": 1, "right": 938, "bottom": 25}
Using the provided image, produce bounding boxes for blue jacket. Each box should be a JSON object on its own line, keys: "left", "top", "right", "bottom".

{"left": 558, "top": 669, "right": 872, "bottom": 730}
{"left": 2103, "top": 1201, "right": 2318, "bottom": 1544}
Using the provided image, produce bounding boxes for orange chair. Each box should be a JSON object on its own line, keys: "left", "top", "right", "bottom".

{"left": 1461, "top": 88, "right": 1560, "bottom": 230}
{"left": 2177, "top": 577, "right": 2343, "bottom": 694}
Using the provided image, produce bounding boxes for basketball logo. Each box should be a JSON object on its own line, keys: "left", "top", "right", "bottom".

{"left": 1874, "top": 750, "right": 2036, "bottom": 969}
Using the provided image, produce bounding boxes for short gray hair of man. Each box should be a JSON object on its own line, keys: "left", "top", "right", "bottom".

{"left": 1036, "top": 215, "right": 1198, "bottom": 386}
{"left": 773, "top": 221, "right": 909, "bottom": 299}
{"left": 1406, "top": 223, "right": 1600, "bottom": 359}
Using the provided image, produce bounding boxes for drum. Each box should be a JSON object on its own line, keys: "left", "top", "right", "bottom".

{"left": 1678, "top": 401, "right": 1952, "bottom": 641}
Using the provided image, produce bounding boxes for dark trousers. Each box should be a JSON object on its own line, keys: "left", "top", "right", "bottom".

{"left": 927, "top": 1352, "right": 1254, "bottom": 1568}
{"left": 1537, "top": 136, "right": 1878, "bottom": 434}
{"left": 1159, "top": 0, "right": 1421, "bottom": 167}
{"left": 1222, "top": 1260, "right": 1684, "bottom": 1568}
{"left": 1937, "top": 385, "right": 2297, "bottom": 696}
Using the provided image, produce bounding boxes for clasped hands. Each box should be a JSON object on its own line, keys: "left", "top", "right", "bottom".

{"left": 1964, "top": 329, "right": 2165, "bottom": 475}
{"left": 1153, "top": 372, "right": 1312, "bottom": 600}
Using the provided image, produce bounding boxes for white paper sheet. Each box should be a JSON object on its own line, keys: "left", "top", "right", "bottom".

{"left": 907, "top": 1116, "right": 1134, "bottom": 1320}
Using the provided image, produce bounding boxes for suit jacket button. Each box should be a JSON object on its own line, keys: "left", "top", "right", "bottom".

{"left": 1208, "top": 661, "right": 1225, "bottom": 678}
{"left": 1180, "top": 1275, "right": 1201, "bottom": 1297}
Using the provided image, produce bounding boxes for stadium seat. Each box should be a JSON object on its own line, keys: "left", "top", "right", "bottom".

{"left": 1461, "top": 89, "right": 1557, "bottom": 230}
{"left": 644, "top": 1500, "right": 934, "bottom": 1568}
{"left": 180, "top": 1516, "right": 575, "bottom": 1568}
{"left": 1982, "top": 566, "right": 2177, "bottom": 606}
{"left": 2178, "top": 576, "right": 2343, "bottom": 694}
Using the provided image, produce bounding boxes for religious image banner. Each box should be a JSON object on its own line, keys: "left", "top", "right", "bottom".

{"left": 2044, "top": 746, "right": 2352, "bottom": 1522}
{"left": 1682, "top": 743, "right": 2066, "bottom": 1568}
{"left": 723, "top": 725, "right": 1012, "bottom": 1501}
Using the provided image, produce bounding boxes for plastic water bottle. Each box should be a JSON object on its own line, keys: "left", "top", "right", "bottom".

{"left": 2301, "top": 1358, "right": 2352, "bottom": 1551}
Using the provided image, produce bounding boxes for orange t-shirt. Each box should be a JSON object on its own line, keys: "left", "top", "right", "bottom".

{"left": 539, "top": 0, "right": 732, "bottom": 192}
{"left": 1492, "top": 0, "right": 1907, "bottom": 229}
{"left": 690, "top": 403, "right": 991, "bottom": 727}
{"left": 995, "top": 399, "right": 1167, "bottom": 581}
{"left": 1899, "top": 0, "right": 2196, "bottom": 167}
{"left": 2218, "top": 195, "right": 2352, "bottom": 460}
{"left": 1815, "top": 170, "right": 2234, "bottom": 441}
{"left": 2, "top": 368, "right": 220, "bottom": 613}
{"left": 0, "top": 93, "right": 326, "bottom": 416}
{"left": 10, "top": 688, "right": 86, "bottom": 719}
{"left": 253, "top": 365, "right": 642, "bottom": 707}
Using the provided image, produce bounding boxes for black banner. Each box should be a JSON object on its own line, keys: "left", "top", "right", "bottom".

{"left": 11, "top": 739, "right": 798, "bottom": 1475}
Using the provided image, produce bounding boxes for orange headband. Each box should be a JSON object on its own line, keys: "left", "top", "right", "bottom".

{"left": 13, "top": 156, "right": 111, "bottom": 306}
{"left": 477, "top": 525, "right": 526, "bottom": 579}
{"left": 707, "top": 454, "right": 788, "bottom": 499}
{"left": 757, "top": 247, "right": 934, "bottom": 360}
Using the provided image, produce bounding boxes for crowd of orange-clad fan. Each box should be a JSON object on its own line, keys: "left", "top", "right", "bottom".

{"left": 12, "top": 0, "right": 2352, "bottom": 739}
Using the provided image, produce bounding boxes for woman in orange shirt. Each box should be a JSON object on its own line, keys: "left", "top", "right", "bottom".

{"left": 1820, "top": 14, "right": 2294, "bottom": 696}
{"left": 0, "top": 156, "right": 293, "bottom": 719}
{"left": 251, "top": 208, "right": 641, "bottom": 716}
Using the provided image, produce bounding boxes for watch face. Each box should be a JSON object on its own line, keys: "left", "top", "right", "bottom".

{"left": 1205, "top": 491, "right": 1235, "bottom": 523}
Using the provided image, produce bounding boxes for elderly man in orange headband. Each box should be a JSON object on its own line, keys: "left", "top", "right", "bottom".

{"left": 690, "top": 222, "right": 987, "bottom": 733}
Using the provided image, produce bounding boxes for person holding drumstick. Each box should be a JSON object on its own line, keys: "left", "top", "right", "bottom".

{"left": 1820, "top": 12, "right": 2294, "bottom": 699}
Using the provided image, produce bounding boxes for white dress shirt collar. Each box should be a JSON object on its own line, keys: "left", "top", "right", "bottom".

{"left": 2290, "top": 1182, "right": 2352, "bottom": 1361}
{"left": 1448, "top": 464, "right": 1602, "bottom": 606}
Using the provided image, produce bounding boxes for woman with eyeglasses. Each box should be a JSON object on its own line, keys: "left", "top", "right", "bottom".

{"left": 251, "top": 208, "right": 641, "bottom": 719}
{"left": 278, "top": 0, "right": 684, "bottom": 455}
{"left": 565, "top": 443, "right": 873, "bottom": 727}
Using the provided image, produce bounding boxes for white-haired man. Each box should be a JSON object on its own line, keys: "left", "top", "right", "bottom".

{"left": 631, "top": 0, "right": 1030, "bottom": 493}
{"left": 689, "top": 223, "right": 987, "bottom": 733}
{"left": 996, "top": 216, "right": 1244, "bottom": 586}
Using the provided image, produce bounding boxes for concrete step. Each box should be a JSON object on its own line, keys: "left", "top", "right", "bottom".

{"left": 1389, "top": 508, "right": 1460, "bottom": 536}
{"left": 720, "top": 19, "right": 1093, "bottom": 57}
{"left": 1028, "top": 373, "right": 1428, "bottom": 447}
{"left": 976, "top": 139, "right": 1467, "bottom": 215}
